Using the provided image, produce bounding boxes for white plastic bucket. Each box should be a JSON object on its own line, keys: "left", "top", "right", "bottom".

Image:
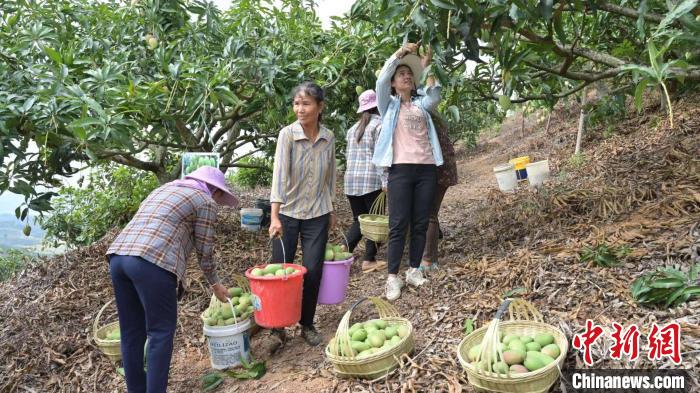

{"left": 526, "top": 160, "right": 550, "bottom": 187}
{"left": 240, "top": 208, "right": 263, "bottom": 232}
{"left": 493, "top": 163, "right": 518, "bottom": 192}
{"left": 202, "top": 318, "right": 251, "bottom": 369}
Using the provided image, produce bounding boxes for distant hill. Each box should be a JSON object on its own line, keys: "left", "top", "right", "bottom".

{"left": 0, "top": 214, "right": 50, "bottom": 253}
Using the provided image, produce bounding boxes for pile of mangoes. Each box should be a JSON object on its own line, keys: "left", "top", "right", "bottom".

{"left": 468, "top": 332, "right": 561, "bottom": 374}
{"left": 183, "top": 155, "right": 217, "bottom": 176}
{"left": 325, "top": 243, "right": 352, "bottom": 261}
{"left": 250, "top": 263, "right": 302, "bottom": 277}
{"left": 327, "top": 319, "right": 409, "bottom": 359}
{"left": 202, "top": 287, "right": 254, "bottom": 326}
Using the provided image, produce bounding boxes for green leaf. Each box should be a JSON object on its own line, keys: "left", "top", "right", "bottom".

{"left": 655, "top": 0, "right": 698, "bottom": 35}
{"left": 665, "top": 286, "right": 688, "bottom": 307}
{"left": 634, "top": 79, "right": 650, "bottom": 111}
{"left": 447, "top": 105, "right": 460, "bottom": 122}
{"left": 463, "top": 318, "right": 475, "bottom": 334}
{"left": 637, "top": 0, "right": 648, "bottom": 40}
{"left": 430, "top": 0, "right": 458, "bottom": 10}
{"left": 649, "top": 278, "right": 684, "bottom": 289}
{"left": 411, "top": 7, "right": 428, "bottom": 30}
{"left": 201, "top": 372, "right": 224, "bottom": 392}
{"left": 553, "top": 11, "right": 567, "bottom": 45}
{"left": 43, "top": 46, "right": 63, "bottom": 64}
{"left": 116, "top": 367, "right": 125, "bottom": 377}
{"left": 690, "top": 264, "right": 699, "bottom": 281}
{"left": 683, "top": 286, "right": 700, "bottom": 296}
{"left": 538, "top": 0, "right": 553, "bottom": 20}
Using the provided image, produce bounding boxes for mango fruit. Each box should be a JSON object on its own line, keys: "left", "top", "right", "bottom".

{"left": 251, "top": 268, "right": 264, "bottom": 276}
{"left": 509, "top": 364, "right": 529, "bottom": 374}
{"left": 228, "top": 287, "right": 243, "bottom": 297}
{"left": 351, "top": 329, "right": 367, "bottom": 342}
{"left": 541, "top": 343, "right": 561, "bottom": 359}
{"left": 502, "top": 349, "right": 525, "bottom": 365}
{"left": 397, "top": 325, "right": 409, "bottom": 338}
{"left": 519, "top": 336, "right": 533, "bottom": 344}
{"left": 502, "top": 334, "right": 518, "bottom": 345}
{"left": 525, "top": 342, "right": 542, "bottom": 352}
{"left": 368, "top": 333, "right": 385, "bottom": 348}
{"left": 534, "top": 333, "right": 554, "bottom": 347}
{"left": 264, "top": 264, "right": 283, "bottom": 274}
{"left": 468, "top": 344, "right": 482, "bottom": 362}
{"left": 493, "top": 361, "right": 509, "bottom": 374}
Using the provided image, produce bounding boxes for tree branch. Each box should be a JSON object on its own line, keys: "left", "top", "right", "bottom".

{"left": 597, "top": 2, "right": 664, "bottom": 24}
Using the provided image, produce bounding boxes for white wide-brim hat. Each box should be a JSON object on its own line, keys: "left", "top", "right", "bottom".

{"left": 395, "top": 54, "right": 424, "bottom": 87}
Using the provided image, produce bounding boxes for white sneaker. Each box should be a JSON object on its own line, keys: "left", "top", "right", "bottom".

{"left": 385, "top": 275, "right": 403, "bottom": 301}
{"left": 405, "top": 268, "right": 428, "bottom": 287}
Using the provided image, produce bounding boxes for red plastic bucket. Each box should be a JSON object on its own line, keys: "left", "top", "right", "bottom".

{"left": 245, "top": 264, "right": 307, "bottom": 329}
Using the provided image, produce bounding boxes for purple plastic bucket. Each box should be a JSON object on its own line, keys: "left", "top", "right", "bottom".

{"left": 317, "top": 257, "right": 353, "bottom": 305}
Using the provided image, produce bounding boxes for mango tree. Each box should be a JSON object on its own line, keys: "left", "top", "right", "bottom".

{"left": 350, "top": 0, "right": 700, "bottom": 115}
{"left": 0, "top": 0, "right": 391, "bottom": 219}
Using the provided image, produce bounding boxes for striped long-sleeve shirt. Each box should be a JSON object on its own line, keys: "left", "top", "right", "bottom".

{"left": 106, "top": 183, "right": 220, "bottom": 285}
{"left": 344, "top": 114, "right": 384, "bottom": 195}
{"left": 270, "top": 121, "right": 336, "bottom": 219}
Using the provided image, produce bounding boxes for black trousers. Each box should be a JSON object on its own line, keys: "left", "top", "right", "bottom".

{"left": 345, "top": 189, "right": 382, "bottom": 261}
{"left": 387, "top": 164, "right": 437, "bottom": 274}
{"left": 271, "top": 213, "right": 329, "bottom": 327}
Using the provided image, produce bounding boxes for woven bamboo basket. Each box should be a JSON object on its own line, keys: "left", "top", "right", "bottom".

{"left": 359, "top": 192, "right": 389, "bottom": 243}
{"left": 457, "top": 299, "right": 568, "bottom": 393}
{"left": 200, "top": 273, "right": 258, "bottom": 333}
{"left": 326, "top": 296, "right": 415, "bottom": 379}
{"left": 93, "top": 299, "right": 121, "bottom": 362}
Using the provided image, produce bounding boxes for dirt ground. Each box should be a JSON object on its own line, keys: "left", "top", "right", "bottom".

{"left": 1, "top": 92, "right": 698, "bottom": 393}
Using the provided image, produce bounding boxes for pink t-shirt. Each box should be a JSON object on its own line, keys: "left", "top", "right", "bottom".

{"left": 392, "top": 103, "right": 435, "bottom": 164}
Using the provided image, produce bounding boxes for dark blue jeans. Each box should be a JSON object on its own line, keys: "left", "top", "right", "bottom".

{"left": 387, "top": 164, "right": 437, "bottom": 274}
{"left": 109, "top": 255, "right": 177, "bottom": 393}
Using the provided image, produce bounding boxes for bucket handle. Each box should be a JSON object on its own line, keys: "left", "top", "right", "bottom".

{"left": 269, "top": 236, "right": 297, "bottom": 280}
{"left": 93, "top": 299, "right": 115, "bottom": 338}
{"left": 226, "top": 297, "right": 239, "bottom": 325}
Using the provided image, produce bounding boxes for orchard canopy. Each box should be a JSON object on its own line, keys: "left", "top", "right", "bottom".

{"left": 1, "top": 0, "right": 699, "bottom": 220}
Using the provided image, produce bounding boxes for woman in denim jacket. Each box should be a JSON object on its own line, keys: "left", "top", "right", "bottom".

{"left": 372, "top": 43, "right": 444, "bottom": 301}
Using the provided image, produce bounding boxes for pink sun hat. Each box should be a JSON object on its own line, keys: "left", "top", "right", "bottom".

{"left": 185, "top": 166, "right": 239, "bottom": 208}
{"left": 357, "top": 89, "right": 378, "bottom": 113}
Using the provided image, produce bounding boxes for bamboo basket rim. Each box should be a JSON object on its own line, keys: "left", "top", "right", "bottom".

{"left": 93, "top": 299, "right": 119, "bottom": 344}
{"left": 326, "top": 297, "right": 414, "bottom": 365}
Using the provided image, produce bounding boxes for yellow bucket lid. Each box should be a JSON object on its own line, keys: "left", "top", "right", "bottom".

{"left": 509, "top": 156, "right": 531, "bottom": 170}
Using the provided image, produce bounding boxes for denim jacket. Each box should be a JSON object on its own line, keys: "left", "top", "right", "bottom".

{"left": 371, "top": 54, "right": 444, "bottom": 168}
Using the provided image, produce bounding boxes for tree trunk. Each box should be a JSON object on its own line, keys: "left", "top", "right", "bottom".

{"left": 574, "top": 88, "right": 587, "bottom": 155}
{"left": 545, "top": 111, "right": 552, "bottom": 134}
{"left": 520, "top": 109, "right": 526, "bottom": 138}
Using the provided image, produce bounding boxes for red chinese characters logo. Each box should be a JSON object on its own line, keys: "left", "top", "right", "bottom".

{"left": 610, "top": 322, "right": 640, "bottom": 361}
{"left": 572, "top": 319, "right": 605, "bottom": 366}
{"left": 647, "top": 322, "right": 681, "bottom": 364}
{"left": 573, "top": 320, "right": 682, "bottom": 365}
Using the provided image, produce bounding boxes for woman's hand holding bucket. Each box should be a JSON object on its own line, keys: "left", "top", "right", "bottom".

{"left": 212, "top": 283, "right": 229, "bottom": 303}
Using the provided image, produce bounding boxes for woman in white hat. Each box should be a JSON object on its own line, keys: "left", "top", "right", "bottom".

{"left": 107, "top": 165, "right": 239, "bottom": 393}
{"left": 343, "top": 89, "right": 387, "bottom": 273}
{"left": 373, "top": 43, "right": 444, "bottom": 301}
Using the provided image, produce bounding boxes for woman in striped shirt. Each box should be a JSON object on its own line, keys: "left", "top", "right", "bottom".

{"left": 269, "top": 81, "right": 336, "bottom": 347}
{"left": 343, "top": 89, "right": 386, "bottom": 273}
